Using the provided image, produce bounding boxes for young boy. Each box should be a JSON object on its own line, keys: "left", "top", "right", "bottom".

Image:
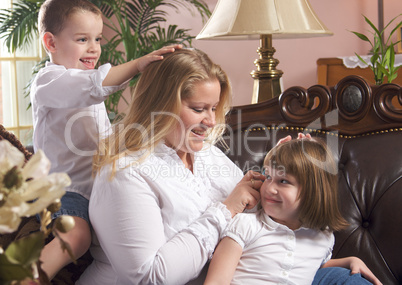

{"left": 31, "top": 0, "right": 180, "bottom": 279}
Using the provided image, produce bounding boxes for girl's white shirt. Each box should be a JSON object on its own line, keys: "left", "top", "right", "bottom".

{"left": 226, "top": 210, "right": 334, "bottom": 285}
{"left": 78, "top": 143, "right": 243, "bottom": 285}
{"left": 30, "top": 62, "right": 127, "bottom": 199}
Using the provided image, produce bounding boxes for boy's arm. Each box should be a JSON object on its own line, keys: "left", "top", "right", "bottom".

{"left": 204, "top": 237, "right": 243, "bottom": 285}
{"left": 322, "top": 257, "right": 382, "bottom": 285}
{"left": 102, "top": 45, "right": 181, "bottom": 87}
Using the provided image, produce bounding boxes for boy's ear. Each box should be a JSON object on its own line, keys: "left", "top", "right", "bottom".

{"left": 43, "top": 32, "right": 56, "bottom": 53}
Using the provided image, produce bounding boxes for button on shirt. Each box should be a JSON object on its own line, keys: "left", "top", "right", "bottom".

{"left": 225, "top": 210, "right": 334, "bottom": 285}
{"left": 30, "top": 62, "right": 127, "bottom": 199}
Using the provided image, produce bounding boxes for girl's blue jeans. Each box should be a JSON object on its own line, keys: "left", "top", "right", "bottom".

{"left": 313, "top": 267, "right": 373, "bottom": 285}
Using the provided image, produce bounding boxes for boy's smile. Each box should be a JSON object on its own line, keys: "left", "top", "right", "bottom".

{"left": 49, "top": 10, "right": 103, "bottom": 70}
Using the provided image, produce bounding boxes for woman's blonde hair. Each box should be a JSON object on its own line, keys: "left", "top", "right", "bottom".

{"left": 264, "top": 138, "right": 348, "bottom": 232}
{"left": 93, "top": 49, "right": 232, "bottom": 177}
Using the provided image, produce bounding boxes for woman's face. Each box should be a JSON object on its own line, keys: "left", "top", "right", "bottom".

{"left": 165, "top": 79, "right": 221, "bottom": 161}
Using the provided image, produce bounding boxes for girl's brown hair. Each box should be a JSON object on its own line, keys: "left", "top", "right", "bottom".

{"left": 93, "top": 49, "right": 232, "bottom": 177}
{"left": 264, "top": 138, "right": 348, "bottom": 232}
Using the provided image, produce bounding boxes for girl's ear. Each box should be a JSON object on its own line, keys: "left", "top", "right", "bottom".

{"left": 43, "top": 32, "right": 56, "bottom": 53}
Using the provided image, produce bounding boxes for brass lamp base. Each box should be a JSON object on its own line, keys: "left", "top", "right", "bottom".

{"left": 251, "top": 77, "right": 282, "bottom": 103}
{"left": 251, "top": 34, "right": 283, "bottom": 103}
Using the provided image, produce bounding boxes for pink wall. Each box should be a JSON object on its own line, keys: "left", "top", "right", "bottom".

{"left": 164, "top": 0, "right": 402, "bottom": 106}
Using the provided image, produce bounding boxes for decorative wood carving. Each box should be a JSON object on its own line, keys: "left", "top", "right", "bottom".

{"left": 226, "top": 75, "right": 402, "bottom": 135}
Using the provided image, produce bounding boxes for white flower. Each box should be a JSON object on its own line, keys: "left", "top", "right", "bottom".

{"left": 21, "top": 148, "right": 51, "bottom": 180}
{"left": 0, "top": 140, "right": 71, "bottom": 234}
{"left": 0, "top": 140, "right": 25, "bottom": 169}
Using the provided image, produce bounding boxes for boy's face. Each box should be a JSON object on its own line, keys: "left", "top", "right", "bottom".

{"left": 260, "top": 166, "right": 301, "bottom": 230}
{"left": 50, "top": 11, "right": 103, "bottom": 70}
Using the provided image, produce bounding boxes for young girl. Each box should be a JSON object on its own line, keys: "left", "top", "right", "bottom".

{"left": 204, "top": 138, "right": 381, "bottom": 285}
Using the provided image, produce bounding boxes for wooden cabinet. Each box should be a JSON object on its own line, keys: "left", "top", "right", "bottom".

{"left": 317, "top": 57, "right": 402, "bottom": 86}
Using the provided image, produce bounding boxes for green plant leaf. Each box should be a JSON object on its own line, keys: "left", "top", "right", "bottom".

{"left": 369, "top": 53, "right": 378, "bottom": 65}
{"left": 351, "top": 31, "right": 370, "bottom": 43}
{"left": 384, "top": 14, "right": 402, "bottom": 45}
{"left": 351, "top": 14, "right": 401, "bottom": 85}
{"left": 388, "top": 45, "right": 395, "bottom": 67}
{"left": 388, "top": 73, "right": 398, "bottom": 82}
{"left": 4, "top": 231, "right": 45, "bottom": 267}
{"left": 0, "top": 253, "right": 33, "bottom": 283}
{"left": 363, "top": 15, "right": 381, "bottom": 38}
{"left": 378, "top": 64, "right": 389, "bottom": 76}
{"left": 0, "top": 1, "right": 41, "bottom": 53}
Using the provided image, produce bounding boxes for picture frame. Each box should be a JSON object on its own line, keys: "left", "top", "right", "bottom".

{"left": 398, "top": 26, "right": 402, "bottom": 53}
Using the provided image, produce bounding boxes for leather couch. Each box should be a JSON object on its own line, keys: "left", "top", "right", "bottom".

{"left": 219, "top": 75, "right": 402, "bottom": 284}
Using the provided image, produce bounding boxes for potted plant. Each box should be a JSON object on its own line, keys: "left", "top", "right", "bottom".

{"left": 0, "top": 139, "right": 73, "bottom": 285}
{"left": 0, "top": 0, "right": 211, "bottom": 117}
{"left": 351, "top": 14, "right": 402, "bottom": 85}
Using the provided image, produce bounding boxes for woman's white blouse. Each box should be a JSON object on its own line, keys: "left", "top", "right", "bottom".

{"left": 78, "top": 143, "right": 244, "bottom": 285}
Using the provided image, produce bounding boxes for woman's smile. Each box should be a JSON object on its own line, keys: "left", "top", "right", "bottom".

{"left": 165, "top": 79, "right": 220, "bottom": 156}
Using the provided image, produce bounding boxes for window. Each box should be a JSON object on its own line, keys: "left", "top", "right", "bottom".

{"left": 0, "top": 0, "right": 43, "bottom": 146}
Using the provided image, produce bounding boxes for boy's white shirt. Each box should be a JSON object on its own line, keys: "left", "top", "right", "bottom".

{"left": 30, "top": 62, "right": 128, "bottom": 199}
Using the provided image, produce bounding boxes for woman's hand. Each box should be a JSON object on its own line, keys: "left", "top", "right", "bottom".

{"left": 276, "top": 133, "right": 312, "bottom": 146}
{"left": 223, "top": 170, "right": 264, "bottom": 217}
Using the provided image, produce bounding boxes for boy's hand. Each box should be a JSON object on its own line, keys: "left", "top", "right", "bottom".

{"left": 104, "top": 45, "right": 182, "bottom": 87}
{"left": 137, "top": 44, "right": 182, "bottom": 72}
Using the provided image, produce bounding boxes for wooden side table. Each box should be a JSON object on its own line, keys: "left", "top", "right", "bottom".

{"left": 317, "top": 57, "right": 402, "bottom": 86}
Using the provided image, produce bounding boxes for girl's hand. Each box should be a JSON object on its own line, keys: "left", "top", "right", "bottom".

{"left": 137, "top": 44, "right": 182, "bottom": 72}
{"left": 323, "top": 257, "right": 382, "bottom": 285}
{"left": 349, "top": 257, "right": 382, "bottom": 285}
{"left": 223, "top": 170, "right": 264, "bottom": 217}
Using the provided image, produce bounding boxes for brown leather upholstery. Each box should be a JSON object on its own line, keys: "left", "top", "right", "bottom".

{"left": 219, "top": 75, "right": 402, "bottom": 284}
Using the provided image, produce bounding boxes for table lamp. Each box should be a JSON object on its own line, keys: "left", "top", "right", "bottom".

{"left": 196, "top": 0, "right": 333, "bottom": 103}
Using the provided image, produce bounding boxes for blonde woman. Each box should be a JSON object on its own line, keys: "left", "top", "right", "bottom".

{"left": 77, "top": 49, "right": 263, "bottom": 284}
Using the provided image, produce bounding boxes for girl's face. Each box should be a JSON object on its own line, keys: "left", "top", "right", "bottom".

{"left": 165, "top": 79, "right": 220, "bottom": 163}
{"left": 260, "top": 166, "right": 302, "bottom": 230}
{"left": 50, "top": 11, "right": 103, "bottom": 70}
